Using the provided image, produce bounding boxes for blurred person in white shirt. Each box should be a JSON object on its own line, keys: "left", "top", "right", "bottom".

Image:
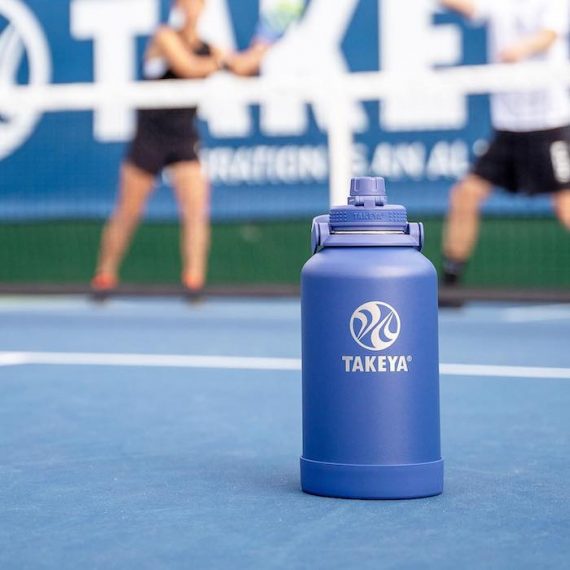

{"left": 440, "top": 0, "right": 570, "bottom": 291}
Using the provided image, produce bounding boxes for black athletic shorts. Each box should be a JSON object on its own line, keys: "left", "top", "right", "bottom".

{"left": 472, "top": 125, "right": 570, "bottom": 195}
{"left": 126, "top": 110, "right": 201, "bottom": 176}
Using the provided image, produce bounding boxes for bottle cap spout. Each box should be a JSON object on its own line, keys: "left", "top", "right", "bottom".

{"left": 348, "top": 177, "right": 387, "bottom": 207}
{"left": 349, "top": 177, "right": 386, "bottom": 197}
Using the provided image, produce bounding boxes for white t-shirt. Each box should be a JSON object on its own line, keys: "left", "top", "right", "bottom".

{"left": 473, "top": 0, "right": 570, "bottom": 132}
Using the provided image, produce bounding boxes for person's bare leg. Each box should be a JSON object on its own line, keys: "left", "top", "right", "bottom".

{"left": 442, "top": 174, "right": 493, "bottom": 281}
{"left": 552, "top": 189, "right": 570, "bottom": 230}
{"left": 94, "top": 162, "right": 155, "bottom": 282}
{"left": 171, "top": 161, "right": 211, "bottom": 290}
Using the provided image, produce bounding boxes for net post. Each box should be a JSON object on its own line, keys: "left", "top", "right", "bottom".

{"left": 326, "top": 93, "right": 353, "bottom": 207}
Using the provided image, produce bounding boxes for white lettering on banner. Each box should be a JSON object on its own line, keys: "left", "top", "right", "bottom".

{"left": 202, "top": 145, "right": 329, "bottom": 185}
{"left": 196, "top": 0, "right": 248, "bottom": 136}
{"left": 202, "top": 142, "right": 470, "bottom": 185}
{"left": 371, "top": 143, "right": 426, "bottom": 180}
{"left": 0, "top": 0, "right": 477, "bottom": 161}
{"left": 426, "top": 140, "right": 470, "bottom": 179}
{"left": 0, "top": 0, "right": 51, "bottom": 160}
{"left": 197, "top": 0, "right": 236, "bottom": 52}
{"left": 199, "top": 0, "right": 366, "bottom": 137}
{"left": 380, "top": 0, "right": 466, "bottom": 131}
{"left": 259, "top": 0, "right": 367, "bottom": 136}
{"left": 71, "top": 0, "right": 158, "bottom": 141}
{"left": 370, "top": 140, "right": 469, "bottom": 180}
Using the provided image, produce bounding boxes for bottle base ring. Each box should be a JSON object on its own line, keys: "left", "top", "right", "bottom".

{"left": 300, "top": 457, "right": 444, "bottom": 500}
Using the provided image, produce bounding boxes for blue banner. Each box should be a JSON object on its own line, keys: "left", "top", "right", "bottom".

{"left": 0, "top": 0, "right": 555, "bottom": 222}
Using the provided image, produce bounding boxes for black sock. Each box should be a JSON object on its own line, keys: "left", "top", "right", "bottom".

{"left": 442, "top": 256, "right": 467, "bottom": 286}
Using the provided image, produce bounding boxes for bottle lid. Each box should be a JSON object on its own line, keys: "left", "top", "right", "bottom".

{"left": 330, "top": 177, "right": 407, "bottom": 232}
{"left": 350, "top": 176, "right": 387, "bottom": 199}
{"left": 311, "top": 177, "right": 423, "bottom": 253}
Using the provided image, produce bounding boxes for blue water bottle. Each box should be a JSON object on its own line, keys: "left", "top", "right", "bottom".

{"left": 300, "top": 177, "right": 443, "bottom": 499}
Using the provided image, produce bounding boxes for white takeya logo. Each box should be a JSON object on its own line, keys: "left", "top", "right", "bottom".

{"left": 344, "top": 301, "right": 410, "bottom": 374}
{"left": 350, "top": 301, "right": 401, "bottom": 351}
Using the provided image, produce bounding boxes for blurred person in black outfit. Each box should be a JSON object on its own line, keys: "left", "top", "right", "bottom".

{"left": 92, "top": 0, "right": 224, "bottom": 298}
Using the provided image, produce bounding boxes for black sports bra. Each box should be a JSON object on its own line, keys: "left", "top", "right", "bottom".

{"left": 137, "top": 38, "right": 212, "bottom": 135}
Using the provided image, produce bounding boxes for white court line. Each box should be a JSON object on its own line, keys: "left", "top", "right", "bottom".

{"left": 0, "top": 352, "right": 30, "bottom": 367}
{"left": 0, "top": 352, "right": 569, "bottom": 379}
{"left": 0, "top": 352, "right": 301, "bottom": 371}
{"left": 439, "top": 363, "right": 570, "bottom": 379}
{"left": 502, "top": 304, "right": 570, "bottom": 323}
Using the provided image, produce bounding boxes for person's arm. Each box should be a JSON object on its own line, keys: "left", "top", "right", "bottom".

{"left": 224, "top": 43, "right": 271, "bottom": 77}
{"left": 439, "top": 0, "right": 477, "bottom": 19}
{"left": 152, "top": 27, "right": 223, "bottom": 79}
{"left": 500, "top": 0, "right": 570, "bottom": 63}
{"left": 226, "top": 0, "right": 306, "bottom": 76}
{"left": 499, "top": 30, "right": 559, "bottom": 63}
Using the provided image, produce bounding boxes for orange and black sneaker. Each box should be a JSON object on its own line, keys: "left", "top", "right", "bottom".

{"left": 182, "top": 273, "right": 205, "bottom": 304}
{"left": 91, "top": 273, "right": 118, "bottom": 302}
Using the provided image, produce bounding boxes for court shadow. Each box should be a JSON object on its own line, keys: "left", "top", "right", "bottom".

{"left": 207, "top": 452, "right": 302, "bottom": 496}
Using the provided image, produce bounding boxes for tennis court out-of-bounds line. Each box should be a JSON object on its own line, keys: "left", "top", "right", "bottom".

{"left": 0, "top": 351, "right": 569, "bottom": 379}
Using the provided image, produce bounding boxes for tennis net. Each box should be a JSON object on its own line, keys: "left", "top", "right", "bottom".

{"left": 1, "top": 62, "right": 569, "bottom": 297}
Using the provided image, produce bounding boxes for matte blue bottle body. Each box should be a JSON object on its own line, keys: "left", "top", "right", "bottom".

{"left": 301, "top": 247, "right": 443, "bottom": 499}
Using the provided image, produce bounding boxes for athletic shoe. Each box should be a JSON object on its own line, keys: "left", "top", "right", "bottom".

{"left": 91, "top": 273, "right": 118, "bottom": 301}
{"left": 182, "top": 273, "right": 205, "bottom": 304}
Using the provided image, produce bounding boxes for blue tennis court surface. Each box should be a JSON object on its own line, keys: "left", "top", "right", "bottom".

{"left": 1, "top": 297, "right": 569, "bottom": 569}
